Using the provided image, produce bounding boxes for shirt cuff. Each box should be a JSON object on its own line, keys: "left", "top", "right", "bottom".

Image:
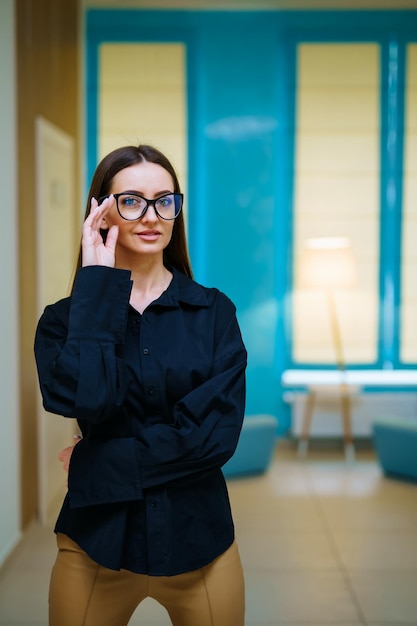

{"left": 68, "top": 266, "right": 133, "bottom": 342}
{"left": 68, "top": 437, "right": 143, "bottom": 508}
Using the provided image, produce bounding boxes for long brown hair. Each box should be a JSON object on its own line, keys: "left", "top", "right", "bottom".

{"left": 72, "top": 145, "right": 193, "bottom": 288}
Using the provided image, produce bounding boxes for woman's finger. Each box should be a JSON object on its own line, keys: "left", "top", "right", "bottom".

{"left": 105, "top": 225, "right": 119, "bottom": 253}
{"left": 90, "top": 196, "right": 99, "bottom": 213}
{"left": 58, "top": 446, "right": 74, "bottom": 473}
{"left": 87, "top": 196, "right": 109, "bottom": 224}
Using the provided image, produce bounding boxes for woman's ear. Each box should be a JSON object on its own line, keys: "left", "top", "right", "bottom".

{"left": 99, "top": 227, "right": 109, "bottom": 243}
{"left": 100, "top": 216, "right": 109, "bottom": 231}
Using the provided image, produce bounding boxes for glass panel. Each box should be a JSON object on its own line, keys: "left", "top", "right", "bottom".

{"left": 292, "top": 43, "right": 380, "bottom": 364}
{"left": 400, "top": 44, "right": 417, "bottom": 363}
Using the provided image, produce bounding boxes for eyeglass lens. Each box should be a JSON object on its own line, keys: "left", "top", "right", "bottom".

{"left": 116, "top": 193, "right": 182, "bottom": 221}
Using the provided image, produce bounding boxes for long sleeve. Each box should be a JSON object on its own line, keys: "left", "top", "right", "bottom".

{"left": 35, "top": 266, "right": 133, "bottom": 423}
{"left": 137, "top": 312, "right": 247, "bottom": 487}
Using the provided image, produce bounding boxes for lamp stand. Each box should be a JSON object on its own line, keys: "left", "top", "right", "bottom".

{"left": 327, "top": 289, "right": 355, "bottom": 460}
{"left": 298, "top": 289, "right": 355, "bottom": 461}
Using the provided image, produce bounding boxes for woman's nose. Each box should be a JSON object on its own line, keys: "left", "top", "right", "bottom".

{"left": 141, "top": 203, "right": 159, "bottom": 221}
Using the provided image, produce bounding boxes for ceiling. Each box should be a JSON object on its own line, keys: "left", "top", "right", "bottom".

{"left": 83, "top": 0, "right": 417, "bottom": 10}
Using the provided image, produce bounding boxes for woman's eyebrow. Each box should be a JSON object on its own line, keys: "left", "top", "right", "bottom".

{"left": 118, "top": 189, "right": 174, "bottom": 197}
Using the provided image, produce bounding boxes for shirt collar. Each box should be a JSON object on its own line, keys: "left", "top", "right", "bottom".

{"left": 157, "top": 267, "right": 210, "bottom": 308}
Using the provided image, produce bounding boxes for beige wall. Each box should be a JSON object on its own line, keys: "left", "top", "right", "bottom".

{"left": 16, "top": 0, "right": 80, "bottom": 528}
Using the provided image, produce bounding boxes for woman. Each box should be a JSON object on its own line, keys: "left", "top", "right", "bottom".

{"left": 34, "top": 144, "right": 247, "bottom": 626}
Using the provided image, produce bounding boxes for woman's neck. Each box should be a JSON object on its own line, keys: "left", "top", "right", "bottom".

{"left": 116, "top": 253, "right": 172, "bottom": 313}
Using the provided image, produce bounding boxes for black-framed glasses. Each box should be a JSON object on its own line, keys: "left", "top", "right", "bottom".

{"left": 102, "top": 192, "right": 183, "bottom": 221}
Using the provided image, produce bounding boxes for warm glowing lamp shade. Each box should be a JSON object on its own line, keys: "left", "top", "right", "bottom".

{"left": 301, "top": 237, "right": 356, "bottom": 291}
{"left": 298, "top": 236, "right": 357, "bottom": 371}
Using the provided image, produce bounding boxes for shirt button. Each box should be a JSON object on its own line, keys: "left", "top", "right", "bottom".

{"left": 150, "top": 499, "right": 158, "bottom": 508}
{"left": 143, "top": 348, "right": 150, "bottom": 355}
{"left": 147, "top": 386, "right": 156, "bottom": 395}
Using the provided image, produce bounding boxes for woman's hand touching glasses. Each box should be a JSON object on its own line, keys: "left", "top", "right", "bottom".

{"left": 82, "top": 196, "right": 119, "bottom": 268}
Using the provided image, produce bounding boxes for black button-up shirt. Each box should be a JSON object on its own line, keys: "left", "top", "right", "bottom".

{"left": 34, "top": 266, "right": 247, "bottom": 575}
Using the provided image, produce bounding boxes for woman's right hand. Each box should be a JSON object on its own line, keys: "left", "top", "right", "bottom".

{"left": 82, "top": 196, "right": 119, "bottom": 267}
{"left": 58, "top": 435, "right": 82, "bottom": 487}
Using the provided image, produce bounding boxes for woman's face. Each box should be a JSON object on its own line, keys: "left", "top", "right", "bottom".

{"left": 103, "top": 161, "right": 176, "bottom": 262}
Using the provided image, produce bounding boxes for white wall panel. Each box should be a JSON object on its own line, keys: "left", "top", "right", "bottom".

{"left": 0, "top": 0, "right": 20, "bottom": 567}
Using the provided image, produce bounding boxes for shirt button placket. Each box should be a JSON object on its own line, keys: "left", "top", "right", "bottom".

{"left": 140, "top": 316, "right": 160, "bottom": 413}
{"left": 146, "top": 494, "right": 170, "bottom": 569}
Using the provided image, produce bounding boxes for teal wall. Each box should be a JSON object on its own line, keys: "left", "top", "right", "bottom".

{"left": 86, "top": 9, "right": 417, "bottom": 434}
{"left": 184, "top": 13, "right": 291, "bottom": 428}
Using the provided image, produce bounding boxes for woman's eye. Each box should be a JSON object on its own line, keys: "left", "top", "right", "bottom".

{"left": 123, "top": 196, "right": 139, "bottom": 207}
{"left": 157, "top": 197, "right": 171, "bottom": 208}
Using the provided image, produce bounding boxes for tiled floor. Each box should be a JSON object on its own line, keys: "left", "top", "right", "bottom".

{"left": 1, "top": 440, "right": 417, "bottom": 625}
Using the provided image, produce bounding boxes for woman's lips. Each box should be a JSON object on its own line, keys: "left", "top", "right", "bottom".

{"left": 137, "top": 230, "right": 161, "bottom": 241}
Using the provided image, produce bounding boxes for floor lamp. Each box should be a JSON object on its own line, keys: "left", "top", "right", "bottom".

{"left": 298, "top": 237, "right": 357, "bottom": 459}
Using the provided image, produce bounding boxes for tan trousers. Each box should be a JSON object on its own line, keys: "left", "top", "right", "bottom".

{"left": 49, "top": 534, "right": 245, "bottom": 626}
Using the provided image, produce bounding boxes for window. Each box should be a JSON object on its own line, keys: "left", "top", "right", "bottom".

{"left": 292, "top": 43, "right": 380, "bottom": 364}
{"left": 400, "top": 43, "right": 417, "bottom": 363}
